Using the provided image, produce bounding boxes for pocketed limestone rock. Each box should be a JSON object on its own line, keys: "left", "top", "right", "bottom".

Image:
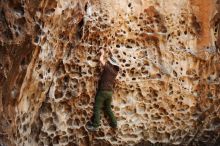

{"left": 0, "top": 0, "right": 220, "bottom": 145}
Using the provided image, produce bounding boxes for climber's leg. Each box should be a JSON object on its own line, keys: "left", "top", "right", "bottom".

{"left": 88, "top": 91, "right": 105, "bottom": 129}
{"left": 103, "top": 91, "right": 117, "bottom": 128}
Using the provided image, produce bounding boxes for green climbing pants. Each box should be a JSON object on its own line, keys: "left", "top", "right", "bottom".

{"left": 92, "top": 90, "right": 117, "bottom": 127}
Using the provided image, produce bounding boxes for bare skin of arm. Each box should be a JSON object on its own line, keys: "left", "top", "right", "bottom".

{"left": 99, "top": 49, "right": 106, "bottom": 66}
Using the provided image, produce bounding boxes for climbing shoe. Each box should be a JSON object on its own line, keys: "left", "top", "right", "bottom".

{"left": 86, "top": 122, "right": 99, "bottom": 132}
{"left": 110, "top": 122, "right": 117, "bottom": 129}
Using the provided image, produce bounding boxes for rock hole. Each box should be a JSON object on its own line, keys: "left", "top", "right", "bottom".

{"left": 34, "top": 36, "right": 39, "bottom": 44}
{"left": 39, "top": 73, "right": 43, "bottom": 79}
{"left": 153, "top": 104, "right": 159, "bottom": 108}
{"left": 207, "top": 76, "right": 211, "bottom": 81}
{"left": 76, "top": 18, "right": 84, "bottom": 40}
{"left": 177, "top": 30, "right": 181, "bottom": 36}
{"left": 87, "top": 56, "right": 92, "bottom": 60}
{"left": 55, "top": 89, "right": 63, "bottom": 99}
{"left": 14, "top": 6, "right": 24, "bottom": 16}
{"left": 21, "top": 57, "right": 26, "bottom": 65}
{"left": 53, "top": 136, "right": 60, "bottom": 144}
{"left": 15, "top": 32, "right": 19, "bottom": 37}
{"left": 173, "top": 70, "right": 177, "bottom": 77}
{"left": 65, "top": 91, "right": 72, "bottom": 98}
{"left": 45, "top": 117, "right": 53, "bottom": 125}
{"left": 38, "top": 82, "right": 44, "bottom": 90}
{"left": 45, "top": 8, "right": 55, "bottom": 15}
{"left": 66, "top": 118, "right": 73, "bottom": 126}
{"left": 116, "top": 44, "right": 120, "bottom": 48}
{"left": 169, "top": 91, "right": 173, "bottom": 95}
{"left": 155, "top": 73, "right": 161, "bottom": 78}
{"left": 211, "top": 117, "right": 220, "bottom": 126}
{"left": 126, "top": 45, "right": 132, "bottom": 49}
{"left": 64, "top": 76, "right": 69, "bottom": 83}
{"left": 40, "top": 102, "right": 52, "bottom": 113}
{"left": 75, "top": 118, "right": 80, "bottom": 126}
{"left": 125, "top": 64, "right": 130, "bottom": 67}
{"left": 47, "top": 125, "right": 56, "bottom": 132}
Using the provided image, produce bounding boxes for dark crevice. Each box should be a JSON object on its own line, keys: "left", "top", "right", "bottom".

{"left": 0, "top": 9, "right": 13, "bottom": 40}
{"left": 84, "top": 2, "right": 88, "bottom": 12}
{"left": 13, "top": 5, "right": 24, "bottom": 16}
{"left": 76, "top": 18, "right": 84, "bottom": 40}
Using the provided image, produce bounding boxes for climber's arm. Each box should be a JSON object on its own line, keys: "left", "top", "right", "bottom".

{"left": 100, "top": 49, "right": 106, "bottom": 66}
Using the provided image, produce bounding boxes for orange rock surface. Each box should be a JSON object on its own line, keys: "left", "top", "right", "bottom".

{"left": 0, "top": 0, "right": 219, "bottom": 145}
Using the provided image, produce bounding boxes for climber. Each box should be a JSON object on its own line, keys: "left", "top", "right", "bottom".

{"left": 86, "top": 48, "right": 120, "bottom": 131}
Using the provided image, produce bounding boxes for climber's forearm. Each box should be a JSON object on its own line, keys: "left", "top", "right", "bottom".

{"left": 99, "top": 49, "right": 106, "bottom": 65}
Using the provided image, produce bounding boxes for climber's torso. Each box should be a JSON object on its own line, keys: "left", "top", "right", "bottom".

{"left": 99, "top": 61, "right": 119, "bottom": 91}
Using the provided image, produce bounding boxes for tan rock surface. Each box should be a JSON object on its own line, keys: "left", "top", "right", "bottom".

{"left": 0, "top": 0, "right": 220, "bottom": 145}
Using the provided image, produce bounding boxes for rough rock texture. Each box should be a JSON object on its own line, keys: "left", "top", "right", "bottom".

{"left": 0, "top": 0, "right": 220, "bottom": 145}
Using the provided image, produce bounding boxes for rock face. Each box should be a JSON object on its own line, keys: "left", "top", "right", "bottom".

{"left": 0, "top": 0, "right": 220, "bottom": 145}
